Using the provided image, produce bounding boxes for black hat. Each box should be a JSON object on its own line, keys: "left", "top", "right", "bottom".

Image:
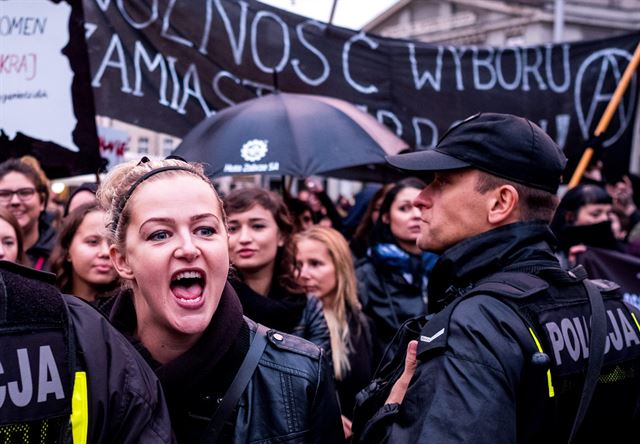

{"left": 386, "top": 113, "right": 567, "bottom": 193}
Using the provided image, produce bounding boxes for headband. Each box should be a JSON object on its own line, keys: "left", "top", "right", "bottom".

{"left": 112, "top": 161, "right": 195, "bottom": 231}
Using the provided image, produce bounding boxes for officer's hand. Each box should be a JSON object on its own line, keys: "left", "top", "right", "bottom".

{"left": 385, "top": 340, "right": 418, "bottom": 405}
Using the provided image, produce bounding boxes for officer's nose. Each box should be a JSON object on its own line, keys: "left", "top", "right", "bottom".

{"left": 413, "top": 187, "right": 432, "bottom": 210}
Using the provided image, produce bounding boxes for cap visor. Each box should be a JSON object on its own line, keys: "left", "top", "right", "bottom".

{"left": 386, "top": 149, "right": 471, "bottom": 172}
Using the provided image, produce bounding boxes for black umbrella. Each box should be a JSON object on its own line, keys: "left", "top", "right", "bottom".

{"left": 173, "top": 92, "right": 408, "bottom": 182}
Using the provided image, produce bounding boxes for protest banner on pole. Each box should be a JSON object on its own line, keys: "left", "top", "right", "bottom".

{"left": 82, "top": 1, "right": 638, "bottom": 181}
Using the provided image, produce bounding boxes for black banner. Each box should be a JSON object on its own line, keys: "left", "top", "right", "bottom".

{"left": 83, "top": 0, "right": 639, "bottom": 180}
{"left": 576, "top": 246, "right": 640, "bottom": 309}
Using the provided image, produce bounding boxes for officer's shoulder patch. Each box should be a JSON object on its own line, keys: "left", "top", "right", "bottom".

{"left": 416, "top": 300, "right": 463, "bottom": 359}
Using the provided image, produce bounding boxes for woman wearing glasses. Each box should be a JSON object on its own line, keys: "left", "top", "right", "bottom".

{"left": 0, "top": 158, "right": 56, "bottom": 270}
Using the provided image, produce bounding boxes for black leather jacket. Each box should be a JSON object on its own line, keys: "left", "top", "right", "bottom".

{"left": 357, "top": 222, "right": 640, "bottom": 443}
{"left": 108, "top": 284, "right": 344, "bottom": 443}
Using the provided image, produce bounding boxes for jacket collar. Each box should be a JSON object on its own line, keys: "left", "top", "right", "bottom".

{"left": 108, "top": 282, "right": 246, "bottom": 399}
{"left": 427, "top": 221, "right": 560, "bottom": 313}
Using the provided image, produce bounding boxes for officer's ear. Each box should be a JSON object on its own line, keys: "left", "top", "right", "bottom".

{"left": 110, "top": 245, "right": 134, "bottom": 280}
{"left": 487, "top": 184, "right": 520, "bottom": 225}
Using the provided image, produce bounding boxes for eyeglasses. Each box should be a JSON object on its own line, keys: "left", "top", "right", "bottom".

{"left": 0, "top": 188, "right": 37, "bottom": 203}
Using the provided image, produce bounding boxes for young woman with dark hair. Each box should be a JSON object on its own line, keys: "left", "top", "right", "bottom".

{"left": 224, "top": 187, "right": 331, "bottom": 353}
{"left": 355, "top": 178, "right": 438, "bottom": 352}
{"left": 50, "top": 203, "right": 118, "bottom": 305}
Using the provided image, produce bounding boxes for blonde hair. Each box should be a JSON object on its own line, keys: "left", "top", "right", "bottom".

{"left": 294, "top": 226, "right": 361, "bottom": 380}
{"left": 96, "top": 158, "right": 223, "bottom": 249}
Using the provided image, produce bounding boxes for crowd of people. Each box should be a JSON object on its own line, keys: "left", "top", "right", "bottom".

{"left": 1, "top": 112, "right": 640, "bottom": 443}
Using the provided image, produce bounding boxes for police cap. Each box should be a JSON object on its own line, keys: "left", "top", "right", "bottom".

{"left": 386, "top": 113, "right": 568, "bottom": 193}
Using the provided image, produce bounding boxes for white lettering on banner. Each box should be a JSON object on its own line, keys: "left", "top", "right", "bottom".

{"left": 342, "top": 32, "right": 379, "bottom": 94}
{"left": 166, "top": 55, "right": 181, "bottom": 110}
{"left": 206, "top": 0, "right": 249, "bottom": 63}
{"left": 161, "top": 0, "right": 192, "bottom": 48}
{"left": 447, "top": 46, "right": 468, "bottom": 91}
{"left": 496, "top": 47, "right": 522, "bottom": 91}
{"left": 177, "top": 63, "right": 213, "bottom": 116}
{"left": 522, "top": 46, "right": 548, "bottom": 91}
{"left": 292, "top": 20, "right": 330, "bottom": 87}
{"left": 575, "top": 48, "right": 637, "bottom": 147}
{"left": 545, "top": 44, "right": 571, "bottom": 93}
{"left": 409, "top": 44, "right": 443, "bottom": 91}
{"left": 116, "top": 0, "right": 158, "bottom": 30}
{"left": 251, "top": 11, "right": 290, "bottom": 73}
{"left": 412, "top": 117, "right": 438, "bottom": 149}
{"left": 91, "top": 33, "right": 133, "bottom": 93}
{"left": 0, "top": 346, "right": 64, "bottom": 409}
{"left": 471, "top": 47, "right": 496, "bottom": 90}
{"left": 212, "top": 70, "right": 241, "bottom": 107}
{"left": 133, "top": 41, "right": 169, "bottom": 106}
{"left": 377, "top": 110, "right": 403, "bottom": 137}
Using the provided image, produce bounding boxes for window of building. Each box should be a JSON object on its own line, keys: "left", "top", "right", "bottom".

{"left": 162, "top": 137, "right": 174, "bottom": 157}
{"left": 138, "top": 136, "right": 149, "bottom": 154}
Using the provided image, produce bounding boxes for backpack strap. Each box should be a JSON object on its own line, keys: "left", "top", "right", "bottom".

{"left": 198, "top": 323, "right": 269, "bottom": 443}
{"left": 567, "top": 279, "right": 607, "bottom": 443}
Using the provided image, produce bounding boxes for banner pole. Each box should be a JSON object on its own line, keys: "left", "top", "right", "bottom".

{"left": 568, "top": 40, "right": 640, "bottom": 189}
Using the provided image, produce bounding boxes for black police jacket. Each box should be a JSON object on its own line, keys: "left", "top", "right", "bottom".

{"left": 0, "top": 261, "right": 172, "bottom": 443}
{"left": 356, "top": 221, "right": 640, "bottom": 443}
{"left": 108, "top": 284, "right": 345, "bottom": 443}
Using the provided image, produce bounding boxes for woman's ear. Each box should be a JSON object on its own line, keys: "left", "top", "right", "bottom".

{"left": 381, "top": 213, "right": 390, "bottom": 225}
{"left": 109, "top": 245, "right": 134, "bottom": 280}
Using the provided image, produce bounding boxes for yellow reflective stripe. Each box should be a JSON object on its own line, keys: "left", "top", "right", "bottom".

{"left": 71, "top": 371, "right": 88, "bottom": 444}
{"left": 528, "top": 328, "right": 555, "bottom": 398}
{"left": 632, "top": 312, "right": 640, "bottom": 333}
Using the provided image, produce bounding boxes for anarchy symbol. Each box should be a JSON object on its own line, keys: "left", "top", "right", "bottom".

{"left": 574, "top": 48, "right": 637, "bottom": 148}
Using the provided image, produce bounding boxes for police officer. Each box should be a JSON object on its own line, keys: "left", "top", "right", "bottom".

{"left": 0, "top": 260, "right": 172, "bottom": 443}
{"left": 355, "top": 113, "right": 640, "bottom": 443}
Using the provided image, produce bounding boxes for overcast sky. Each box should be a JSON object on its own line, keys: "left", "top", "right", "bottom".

{"left": 257, "top": 0, "right": 398, "bottom": 29}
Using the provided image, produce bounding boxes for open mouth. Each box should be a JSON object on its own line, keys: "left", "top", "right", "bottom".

{"left": 170, "top": 270, "right": 206, "bottom": 306}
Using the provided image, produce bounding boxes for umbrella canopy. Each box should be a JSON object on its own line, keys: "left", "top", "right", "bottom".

{"left": 173, "top": 92, "right": 408, "bottom": 182}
